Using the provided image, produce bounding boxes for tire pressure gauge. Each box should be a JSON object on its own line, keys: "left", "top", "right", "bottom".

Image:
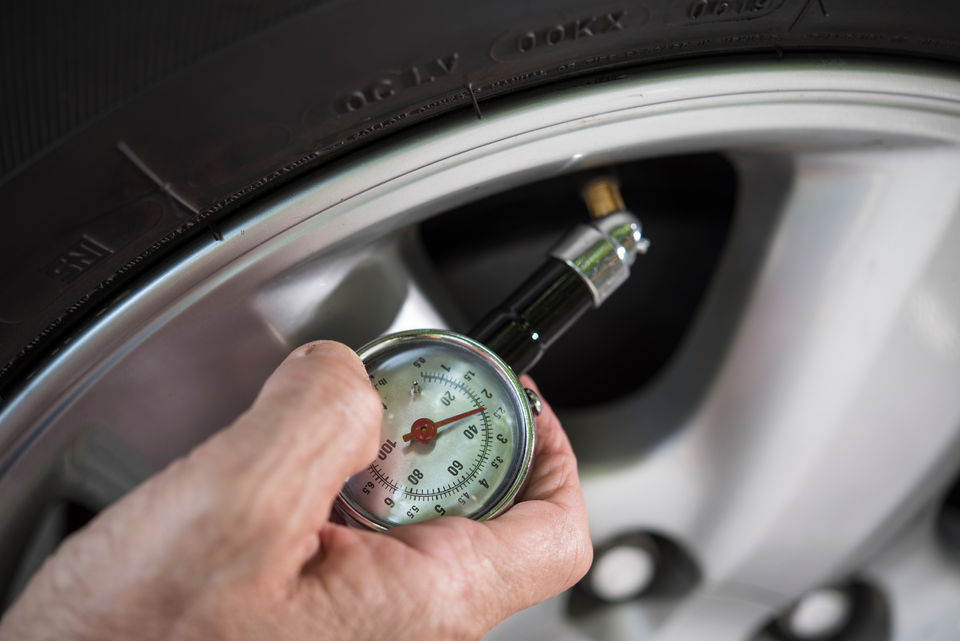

{"left": 336, "top": 330, "right": 537, "bottom": 530}
{"left": 336, "top": 178, "right": 648, "bottom": 530}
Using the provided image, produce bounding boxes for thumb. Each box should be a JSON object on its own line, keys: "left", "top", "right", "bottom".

{"left": 203, "top": 341, "right": 382, "bottom": 550}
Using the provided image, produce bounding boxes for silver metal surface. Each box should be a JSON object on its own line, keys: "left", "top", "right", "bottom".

{"left": 589, "top": 534, "right": 660, "bottom": 603}
{"left": 777, "top": 587, "right": 852, "bottom": 640}
{"left": 335, "top": 329, "right": 535, "bottom": 530}
{"left": 549, "top": 211, "right": 645, "bottom": 306}
{"left": 0, "top": 59, "right": 959, "bottom": 639}
{"left": 524, "top": 388, "right": 543, "bottom": 417}
{"left": 595, "top": 213, "right": 646, "bottom": 263}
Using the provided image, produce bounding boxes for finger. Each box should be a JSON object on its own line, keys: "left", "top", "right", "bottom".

{"left": 197, "top": 341, "right": 382, "bottom": 547}
{"left": 515, "top": 376, "right": 582, "bottom": 506}
{"left": 475, "top": 378, "right": 591, "bottom": 614}
{"left": 387, "top": 378, "right": 592, "bottom": 626}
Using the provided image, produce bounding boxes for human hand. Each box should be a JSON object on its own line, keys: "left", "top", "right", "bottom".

{"left": 0, "top": 341, "right": 592, "bottom": 641}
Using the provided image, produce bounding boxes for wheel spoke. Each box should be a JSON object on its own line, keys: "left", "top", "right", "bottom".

{"left": 577, "top": 145, "right": 960, "bottom": 634}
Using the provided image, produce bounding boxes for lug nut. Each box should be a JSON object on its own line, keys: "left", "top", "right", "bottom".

{"left": 777, "top": 586, "right": 854, "bottom": 640}
{"left": 587, "top": 532, "right": 659, "bottom": 602}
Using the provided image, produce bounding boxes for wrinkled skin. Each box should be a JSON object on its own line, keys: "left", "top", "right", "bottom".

{"left": 0, "top": 341, "right": 592, "bottom": 641}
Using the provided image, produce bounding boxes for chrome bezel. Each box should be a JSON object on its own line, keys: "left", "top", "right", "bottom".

{"left": 335, "top": 329, "right": 536, "bottom": 531}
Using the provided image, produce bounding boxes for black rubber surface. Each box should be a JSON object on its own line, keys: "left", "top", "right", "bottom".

{"left": 1, "top": 0, "right": 959, "bottom": 399}
{"left": 422, "top": 154, "right": 737, "bottom": 410}
{"left": 470, "top": 259, "right": 596, "bottom": 376}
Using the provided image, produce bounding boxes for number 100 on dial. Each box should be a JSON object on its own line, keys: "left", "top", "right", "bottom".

{"left": 336, "top": 330, "right": 536, "bottom": 530}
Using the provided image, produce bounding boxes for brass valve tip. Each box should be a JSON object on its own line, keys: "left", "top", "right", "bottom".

{"left": 581, "top": 177, "right": 626, "bottom": 219}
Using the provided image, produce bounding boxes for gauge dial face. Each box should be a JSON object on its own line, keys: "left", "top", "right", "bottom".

{"left": 337, "top": 331, "right": 534, "bottom": 530}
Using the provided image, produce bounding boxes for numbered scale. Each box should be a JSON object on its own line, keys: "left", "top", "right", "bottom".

{"left": 337, "top": 331, "right": 536, "bottom": 529}
{"left": 336, "top": 178, "right": 648, "bottom": 530}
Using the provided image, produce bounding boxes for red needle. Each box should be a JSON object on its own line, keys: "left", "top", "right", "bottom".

{"left": 403, "top": 406, "right": 485, "bottom": 443}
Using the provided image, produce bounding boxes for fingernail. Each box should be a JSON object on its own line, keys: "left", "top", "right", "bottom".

{"left": 297, "top": 341, "right": 333, "bottom": 358}
{"left": 294, "top": 341, "right": 367, "bottom": 376}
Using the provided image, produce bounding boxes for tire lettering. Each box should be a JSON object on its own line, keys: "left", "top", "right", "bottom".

{"left": 501, "top": 10, "right": 633, "bottom": 59}
{"left": 684, "top": 0, "right": 785, "bottom": 23}
{"left": 575, "top": 17, "right": 595, "bottom": 38}
{"left": 336, "top": 52, "right": 460, "bottom": 113}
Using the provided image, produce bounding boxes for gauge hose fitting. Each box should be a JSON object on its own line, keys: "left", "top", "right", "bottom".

{"left": 469, "top": 178, "right": 648, "bottom": 375}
